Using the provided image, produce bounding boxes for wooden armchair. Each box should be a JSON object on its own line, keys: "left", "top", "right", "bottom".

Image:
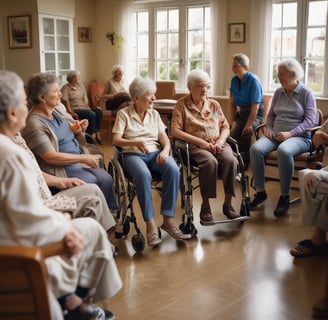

{"left": 155, "top": 81, "right": 176, "bottom": 100}
{"left": 0, "top": 241, "right": 65, "bottom": 320}
{"left": 88, "top": 81, "right": 116, "bottom": 133}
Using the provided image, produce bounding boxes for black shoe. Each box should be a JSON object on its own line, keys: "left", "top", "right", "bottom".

{"left": 249, "top": 191, "right": 267, "bottom": 209}
{"left": 274, "top": 195, "right": 290, "bottom": 217}
{"left": 103, "top": 308, "right": 115, "bottom": 320}
{"left": 64, "top": 304, "right": 105, "bottom": 320}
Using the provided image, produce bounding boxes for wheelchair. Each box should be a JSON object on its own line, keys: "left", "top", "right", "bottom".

{"left": 108, "top": 147, "right": 179, "bottom": 253}
{"left": 173, "top": 136, "right": 251, "bottom": 230}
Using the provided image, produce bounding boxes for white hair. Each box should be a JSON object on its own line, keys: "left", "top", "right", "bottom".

{"left": 0, "top": 70, "right": 24, "bottom": 126}
{"left": 187, "top": 70, "right": 210, "bottom": 90}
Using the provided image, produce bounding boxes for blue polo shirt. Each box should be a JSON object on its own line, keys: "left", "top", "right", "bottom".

{"left": 230, "top": 71, "right": 263, "bottom": 109}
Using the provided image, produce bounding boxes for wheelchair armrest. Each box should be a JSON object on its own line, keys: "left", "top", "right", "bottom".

{"left": 173, "top": 138, "right": 189, "bottom": 151}
{"left": 254, "top": 122, "right": 267, "bottom": 140}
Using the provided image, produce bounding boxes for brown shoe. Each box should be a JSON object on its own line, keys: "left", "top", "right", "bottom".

{"left": 223, "top": 204, "right": 240, "bottom": 219}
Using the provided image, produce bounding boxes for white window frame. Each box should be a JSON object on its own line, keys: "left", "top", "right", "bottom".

{"left": 39, "top": 14, "right": 75, "bottom": 86}
{"left": 133, "top": 0, "right": 210, "bottom": 92}
{"left": 270, "top": 0, "right": 328, "bottom": 96}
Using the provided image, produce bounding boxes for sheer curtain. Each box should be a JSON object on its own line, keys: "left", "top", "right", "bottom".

{"left": 250, "top": 0, "right": 272, "bottom": 92}
{"left": 210, "top": 0, "right": 228, "bottom": 96}
{"left": 113, "top": 0, "right": 134, "bottom": 85}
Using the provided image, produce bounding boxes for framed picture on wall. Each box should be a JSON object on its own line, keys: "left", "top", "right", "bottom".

{"left": 78, "top": 27, "right": 92, "bottom": 42}
{"left": 8, "top": 15, "right": 32, "bottom": 49}
{"left": 229, "top": 23, "right": 245, "bottom": 43}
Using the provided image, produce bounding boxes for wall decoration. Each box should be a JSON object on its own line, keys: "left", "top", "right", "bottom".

{"left": 8, "top": 15, "right": 32, "bottom": 49}
{"left": 105, "top": 32, "right": 124, "bottom": 50}
{"left": 78, "top": 27, "right": 92, "bottom": 42}
{"left": 229, "top": 23, "right": 245, "bottom": 43}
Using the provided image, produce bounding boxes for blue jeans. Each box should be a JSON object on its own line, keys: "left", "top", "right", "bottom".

{"left": 65, "top": 164, "right": 117, "bottom": 210}
{"left": 122, "top": 151, "right": 180, "bottom": 222}
{"left": 74, "top": 108, "right": 103, "bottom": 134}
{"left": 250, "top": 136, "right": 311, "bottom": 195}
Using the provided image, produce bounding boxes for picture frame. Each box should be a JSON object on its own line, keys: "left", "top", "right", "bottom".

{"left": 229, "top": 23, "right": 245, "bottom": 43}
{"left": 78, "top": 27, "right": 92, "bottom": 42}
{"left": 7, "top": 15, "right": 32, "bottom": 49}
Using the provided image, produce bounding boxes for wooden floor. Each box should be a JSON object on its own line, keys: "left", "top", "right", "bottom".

{"left": 98, "top": 132, "right": 327, "bottom": 320}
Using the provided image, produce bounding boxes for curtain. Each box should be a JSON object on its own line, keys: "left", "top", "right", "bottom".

{"left": 113, "top": 0, "right": 134, "bottom": 85}
{"left": 250, "top": 0, "right": 272, "bottom": 91}
{"left": 210, "top": 0, "right": 228, "bottom": 96}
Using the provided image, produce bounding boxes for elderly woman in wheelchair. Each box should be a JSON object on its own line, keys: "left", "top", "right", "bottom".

{"left": 171, "top": 69, "right": 240, "bottom": 223}
{"left": 112, "top": 77, "right": 191, "bottom": 247}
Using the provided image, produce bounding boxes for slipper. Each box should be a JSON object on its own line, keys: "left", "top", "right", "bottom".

{"left": 200, "top": 207, "right": 213, "bottom": 222}
{"left": 290, "top": 239, "right": 328, "bottom": 257}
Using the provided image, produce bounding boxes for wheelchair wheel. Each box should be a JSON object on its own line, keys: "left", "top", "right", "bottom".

{"left": 131, "top": 233, "right": 145, "bottom": 253}
{"left": 108, "top": 158, "right": 128, "bottom": 221}
{"left": 179, "top": 221, "right": 197, "bottom": 237}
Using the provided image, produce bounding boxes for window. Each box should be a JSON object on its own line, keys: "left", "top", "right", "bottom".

{"left": 133, "top": 1, "right": 210, "bottom": 91}
{"left": 39, "top": 14, "right": 75, "bottom": 85}
{"left": 270, "top": 0, "right": 328, "bottom": 95}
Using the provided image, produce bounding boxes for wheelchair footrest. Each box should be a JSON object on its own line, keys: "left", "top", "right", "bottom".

{"left": 200, "top": 215, "right": 250, "bottom": 226}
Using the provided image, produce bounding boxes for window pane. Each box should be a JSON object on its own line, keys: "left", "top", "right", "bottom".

{"left": 169, "top": 61, "right": 179, "bottom": 80}
{"left": 57, "top": 36, "right": 69, "bottom": 51}
{"left": 56, "top": 20, "right": 69, "bottom": 35}
{"left": 157, "top": 34, "right": 167, "bottom": 59}
{"left": 188, "top": 30, "right": 203, "bottom": 59}
{"left": 205, "top": 7, "right": 210, "bottom": 28}
{"left": 271, "top": 30, "right": 282, "bottom": 57}
{"left": 282, "top": 3, "right": 297, "bottom": 27}
{"left": 157, "top": 10, "right": 167, "bottom": 31}
{"left": 157, "top": 62, "right": 167, "bottom": 80}
{"left": 43, "top": 18, "right": 54, "bottom": 34}
{"left": 169, "top": 10, "right": 179, "bottom": 30}
{"left": 204, "top": 30, "right": 211, "bottom": 59}
{"left": 305, "top": 60, "right": 324, "bottom": 93}
{"left": 272, "top": 4, "right": 282, "bottom": 28}
{"left": 188, "top": 8, "right": 203, "bottom": 29}
{"left": 281, "top": 29, "right": 297, "bottom": 56}
{"left": 138, "top": 62, "right": 148, "bottom": 77}
{"left": 168, "top": 33, "right": 179, "bottom": 59}
{"left": 307, "top": 27, "right": 326, "bottom": 57}
{"left": 138, "top": 12, "right": 148, "bottom": 32}
{"left": 308, "top": 1, "right": 327, "bottom": 26}
{"left": 138, "top": 34, "right": 148, "bottom": 59}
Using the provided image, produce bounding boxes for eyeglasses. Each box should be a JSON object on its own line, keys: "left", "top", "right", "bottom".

{"left": 195, "top": 84, "right": 211, "bottom": 91}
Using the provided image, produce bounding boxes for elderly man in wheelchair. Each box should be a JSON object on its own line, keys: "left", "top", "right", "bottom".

{"left": 171, "top": 69, "right": 243, "bottom": 224}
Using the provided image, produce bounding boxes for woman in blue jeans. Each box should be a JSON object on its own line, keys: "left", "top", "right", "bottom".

{"left": 112, "top": 77, "right": 191, "bottom": 247}
{"left": 250, "top": 58, "right": 317, "bottom": 217}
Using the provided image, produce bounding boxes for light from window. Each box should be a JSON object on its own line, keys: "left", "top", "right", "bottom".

{"left": 155, "top": 9, "right": 179, "bottom": 81}
{"left": 270, "top": 0, "right": 328, "bottom": 95}
{"left": 187, "top": 6, "right": 211, "bottom": 76}
{"left": 133, "top": 11, "right": 149, "bottom": 77}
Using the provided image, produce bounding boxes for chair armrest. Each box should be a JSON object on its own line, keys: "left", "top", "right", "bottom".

{"left": 41, "top": 241, "right": 65, "bottom": 258}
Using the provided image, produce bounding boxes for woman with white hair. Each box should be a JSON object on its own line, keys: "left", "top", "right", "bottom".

{"left": 171, "top": 69, "right": 239, "bottom": 223}
{"left": 250, "top": 58, "right": 317, "bottom": 217}
{"left": 100, "top": 64, "right": 131, "bottom": 111}
{"left": 229, "top": 53, "right": 264, "bottom": 170}
{"left": 112, "top": 77, "right": 191, "bottom": 247}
